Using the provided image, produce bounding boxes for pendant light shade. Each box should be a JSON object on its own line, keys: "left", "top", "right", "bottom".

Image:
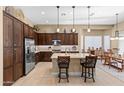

{"left": 87, "top": 28, "right": 91, "bottom": 32}
{"left": 72, "top": 6, "right": 76, "bottom": 33}
{"left": 110, "top": 13, "right": 122, "bottom": 40}
{"left": 115, "top": 13, "right": 119, "bottom": 38}
{"left": 87, "top": 6, "right": 91, "bottom": 32}
{"left": 56, "top": 6, "right": 60, "bottom": 33}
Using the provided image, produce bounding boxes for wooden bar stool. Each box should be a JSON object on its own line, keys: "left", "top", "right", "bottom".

{"left": 83, "top": 56, "right": 97, "bottom": 82}
{"left": 57, "top": 56, "right": 70, "bottom": 83}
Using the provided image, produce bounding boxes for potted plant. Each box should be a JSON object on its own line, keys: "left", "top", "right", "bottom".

{"left": 33, "top": 25, "right": 40, "bottom": 31}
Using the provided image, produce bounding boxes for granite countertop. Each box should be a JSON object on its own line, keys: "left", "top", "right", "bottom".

{"left": 35, "top": 45, "right": 79, "bottom": 53}
{"left": 51, "top": 53, "right": 89, "bottom": 59}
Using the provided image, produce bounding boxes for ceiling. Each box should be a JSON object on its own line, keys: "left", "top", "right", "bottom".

{"left": 16, "top": 6, "right": 124, "bottom": 25}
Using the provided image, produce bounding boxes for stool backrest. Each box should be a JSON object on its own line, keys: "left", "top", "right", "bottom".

{"left": 85, "top": 56, "right": 97, "bottom": 68}
{"left": 57, "top": 56, "right": 70, "bottom": 68}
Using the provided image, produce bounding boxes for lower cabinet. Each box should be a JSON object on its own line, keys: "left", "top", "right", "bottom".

{"left": 35, "top": 52, "right": 52, "bottom": 63}
{"left": 3, "top": 67, "right": 14, "bottom": 86}
{"left": 13, "top": 63, "right": 23, "bottom": 81}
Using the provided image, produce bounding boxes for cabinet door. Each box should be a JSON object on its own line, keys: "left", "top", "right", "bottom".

{"left": 34, "top": 32, "right": 38, "bottom": 45}
{"left": 13, "top": 19, "right": 23, "bottom": 81}
{"left": 13, "top": 19, "right": 23, "bottom": 47}
{"left": 56, "top": 33, "right": 65, "bottom": 45}
{"left": 3, "top": 13, "right": 13, "bottom": 47}
{"left": 3, "top": 13, "right": 14, "bottom": 85}
{"left": 69, "top": 33, "right": 74, "bottom": 45}
{"left": 46, "top": 34, "right": 53, "bottom": 45}
{"left": 3, "top": 48, "right": 13, "bottom": 68}
{"left": 64, "top": 33, "right": 69, "bottom": 45}
{"left": 24, "top": 24, "right": 29, "bottom": 37}
{"left": 38, "top": 33, "right": 46, "bottom": 45}
{"left": 3, "top": 67, "right": 14, "bottom": 85}
{"left": 29, "top": 27, "right": 34, "bottom": 38}
{"left": 74, "top": 33, "right": 78, "bottom": 45}
{"left": 13, "top": 48, "right": 23, "bottom": 81}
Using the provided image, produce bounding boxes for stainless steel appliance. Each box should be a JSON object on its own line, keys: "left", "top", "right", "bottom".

{"left": 24, "top": 38, "right": 35, "bottom": 75}
{"left": 52, "top": 40, "right": 61, "bottom": 46}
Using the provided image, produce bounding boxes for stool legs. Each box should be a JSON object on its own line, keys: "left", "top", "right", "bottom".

{"left": 84, "top": 68, "right": 95, "bottom": 82}
{"left": 84, "top": 67, "right": 86, "bottom": 82}
{"left": 58, "top": 68, "right": 61, "bottom": 83}
{"left": 92, "top": 68, "right": 95, "bottom": 82}
{"left": 81, "top": 65, "right": 84, "bottom": 77}
{"left": 66, "top": 69, "right": 69, "bottom": 82}
{"left": 58, "top": 68, "right": 69, "bottom": 83}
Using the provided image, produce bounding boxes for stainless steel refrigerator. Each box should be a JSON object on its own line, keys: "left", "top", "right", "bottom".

{"left": 24, "top": 38, "right": 35, "bottom": 75}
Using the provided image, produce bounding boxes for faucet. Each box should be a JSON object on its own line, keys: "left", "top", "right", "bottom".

{"left": 65, "top": 48, "right": 70, "bottom": 54}
{"left": 65, "top": 48, "right": 68, "bottom": 54}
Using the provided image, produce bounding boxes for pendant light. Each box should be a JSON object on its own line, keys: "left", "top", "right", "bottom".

{"left": 87, "top": 6, "right": 91, "bottom": 32}
{"left": 110, "top": 13, "right": 123, "bottom": 40}
{"left": 56, "top": 6, "right": 60, "bottom": 33}
{"left": 115, "top": 13, "right": 119, "bottom": 39}
{"left": 72, "top": 6, "right": 76, "bottom": 33}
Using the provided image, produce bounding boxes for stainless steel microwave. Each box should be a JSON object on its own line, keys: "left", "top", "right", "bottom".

{"left": 52, "top": 40, "right": 61, "bottom": 46}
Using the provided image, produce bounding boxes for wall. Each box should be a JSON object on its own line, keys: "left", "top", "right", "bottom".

{"left": 0, "top": 7, "right": 3, "bottom": 86}
{"left": 37, "top": 24, "right": 112, "bottom": 33}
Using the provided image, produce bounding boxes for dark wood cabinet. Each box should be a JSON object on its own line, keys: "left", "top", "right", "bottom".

{"left": 46, "top": 34, "right": 53, "bottom": 45}
{"left": 56, "top": 33, "right": 65, "bottom": 45}
{"left": 73, "top": 33, "right": 78, "bottom": 45}
{"left": 24, "top": 24, "right": 29, "bottom": 37}
{"left": 35, "top": 52, "right": 52, "bottom": 62}
{"left": 38, "top": 33, "right": 78, "bottom": 45}
{"left": 3, "top": 48, "right": 13, "bottom": 68}
{"left": 14, "top": 63, "right": 23, "bottom": 81}
{"left": 24, "top": 24, "right": 36, "bottom": 39}
{"left": 34, "top": 32, "right": 38, "bottom": 45}
{"left": 3, "top": 12, "right": 14, "bottom": 85}
{"left": 3, "top": 12, "right": 24, "bottom": 85}
{"left": 13, "top": 19, "right": 23, "bottom": 47}
{"left": 44, "top": 52, "right": 52, "bottom": 62}
{"left": 3, "top": 13, "right": 13, "bottom": 47}
{"left": 29, "top": 27, "right": 34, "bottom": 38}
{"left": 13, "top": 18, "right": 23, "bottom": 81}
{"left": 38, "top": 33, "right": 46, "bottom": 45}
{"left": 3, "top": 67, "right": 14, "bottom": 86}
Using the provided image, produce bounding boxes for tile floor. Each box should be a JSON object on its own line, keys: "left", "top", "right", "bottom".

{"left": 13, "top": 62, "right": 124, "bottom": 86}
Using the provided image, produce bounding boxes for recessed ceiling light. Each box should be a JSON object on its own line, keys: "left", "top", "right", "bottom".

{"left": 41, "top": 11, "right": 45, "bottom": 15}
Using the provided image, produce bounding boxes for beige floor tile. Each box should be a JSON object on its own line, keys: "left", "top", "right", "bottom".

{"left": 13, "top": 62, "right": 124, "bottom": 86}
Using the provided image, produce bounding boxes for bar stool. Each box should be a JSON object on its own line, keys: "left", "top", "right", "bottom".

{"left": 80, "top": 58, "right": 86, "bottom": 77}
{"left": 83, "top": 56, "right": 97, "bottom": 82}
{"left": 57, "top": 56, "right": 70, "bottom": 83}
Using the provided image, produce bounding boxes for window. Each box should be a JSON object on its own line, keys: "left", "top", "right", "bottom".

{"left": 104, "top": 35, "right": 110, "bottom": 51}
{"left": 118, "top": 31, "right": 124, "bottom": 54}
{"left": 84, "top": 36, "right": 102, "bottom": 51}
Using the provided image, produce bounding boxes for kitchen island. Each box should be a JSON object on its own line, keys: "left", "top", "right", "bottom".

{"left": 51, "top": 53, "right": 89, "bottom": 75}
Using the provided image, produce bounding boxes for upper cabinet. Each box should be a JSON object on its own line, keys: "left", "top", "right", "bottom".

{"left": 24, "top": 24, "right": 36, "bottom": 39}
{"left": 13, "top": 19, "right": 23, "bottom": 47}
{"left": 38, "top": 33, "right": 46, "bottom": 45}
{"left": 24, "top": 24, "right": 29, "bottom": 37}
{"left": 38, "top": 33, "right": 78, "bottom": 45}
{"left": 3, "top": 13, "right": 13, "bottom": 48}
